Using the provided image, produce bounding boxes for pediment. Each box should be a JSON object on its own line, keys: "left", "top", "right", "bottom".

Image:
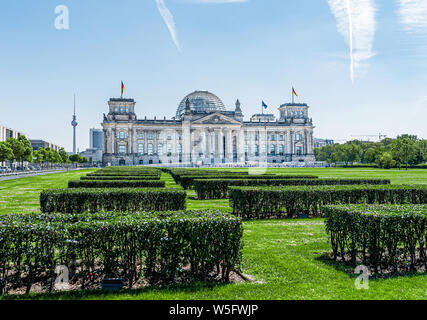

{"left": 192, "top": 112, "right": 241, "bottom": 125}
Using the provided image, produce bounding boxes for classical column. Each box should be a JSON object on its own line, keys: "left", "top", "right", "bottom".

{"left": 205, "top": 129, "right": 211, "bottom": 162}
{"left": 238, "top": 129, "right": 245, "bottom": 163}
{"left": 225, "top": 129, "right": 233, "bottom": 163}
{"left": 182, "top": 123, "right": 191, "bottom": 163}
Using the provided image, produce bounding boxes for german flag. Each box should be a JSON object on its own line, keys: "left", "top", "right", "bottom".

{"left": 121, "top": 81, "right": 125, "bottom": 96}
{"left": 292, "top": 87, "right": 298, "bottom": 97}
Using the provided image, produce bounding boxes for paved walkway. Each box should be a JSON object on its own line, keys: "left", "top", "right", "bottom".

{"left": 0, "top": 170, "right": 68, "bottom": 182}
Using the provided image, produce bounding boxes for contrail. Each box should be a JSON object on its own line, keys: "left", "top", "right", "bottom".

{"left": 155, "top": 0, "right": 181, "bottom": 52}
{"left": 328, "top": 0, "right": 377, "bottom": 83}
{"left": 345, "top": 0, "right": 354, "bottom": 83}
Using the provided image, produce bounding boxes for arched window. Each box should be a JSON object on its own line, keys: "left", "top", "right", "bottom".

{"left": 120, "top": 106, "right": 124, "bottom": 113}
{"left": 279, "top": 144, "right": 284, "bottom": 156}
{"left": 296, "top": 146, "right": 302, "bottom": 155}
{"left": 147, "top": 143, "right": 154, "bottom": 155}
{"left": 270, "top": 144, "right": 276, "bottom": 156}
{"left": 157, "top": 144, "right": 163, "bottom": 156}
{"left": 167, "top": 144, "right": 173, "bottom": 156}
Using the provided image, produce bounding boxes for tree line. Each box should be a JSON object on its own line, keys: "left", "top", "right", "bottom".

{"left": 314, "top": 135, "right": 427, "bottom": 169}
{"left": 0, "top": 135, "right": 88, "bottom": 167}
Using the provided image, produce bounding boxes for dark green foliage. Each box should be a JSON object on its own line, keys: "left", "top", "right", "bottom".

{"left": 40, "top": 188, "right": 186, "bottom": 213}
{"left": 178, "top": 174, "right": 318, "bottom": 190}
{"left": 195, "top": 179, "right": 391, "bottom": 200}
{"left": 324, "top": 204, "right": 427, "bottom": 273}
{"left": 80, "top": 176, "right": 161, "bottom": 181}
{"left": 0, "top": 211, "right": 243, "bottom": 294}
{"left": 68, "top": 180, "right": 165, "bottom": 188}
{"left": 229, "top": 185, "right": 427, "bottom": 219}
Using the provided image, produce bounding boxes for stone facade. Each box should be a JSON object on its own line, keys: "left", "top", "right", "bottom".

{"left": 102, "top": 91, "right": 315, "bottom": 166}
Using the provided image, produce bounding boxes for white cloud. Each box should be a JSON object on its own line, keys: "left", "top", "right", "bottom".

{"left": 327, "top": 0, "right": 377, "bottom": 83}
{"left": 155, "top": 0, "right": 181, "bottom": 52}
{"left": 398, "top": 0, "right": 427, "bottom": 32}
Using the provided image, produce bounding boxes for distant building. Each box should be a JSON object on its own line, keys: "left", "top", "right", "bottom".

{"left": 0, "top": 125, "right": 25, "bottom": 142}
{"left": 30, "top": 140, "right": 63, "bottom": 152}
{"left": 313, "top": 138, "right": 335, "bottom": 149}
{"left": 90, "top": 128, "right": 103, "bottom": 150}
{"left": 80, "top": 148, "right": 103, "bottom": 164}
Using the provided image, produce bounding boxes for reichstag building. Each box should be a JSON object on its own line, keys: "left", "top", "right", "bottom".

{"left": 102, "top": 91, "right": 315, "bottom": 166}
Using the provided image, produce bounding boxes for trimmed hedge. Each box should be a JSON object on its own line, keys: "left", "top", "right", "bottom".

{"left": 40, "top": 188, "right": 186, "bottom": 213}
{"left": 195, "top": 178, "right": 391, "bottom": 200}
{"left": 324, "top": 204, "right": 426, "bottom": 273}
{"left": 0, "top": 211, "right": 243, "bottom": 294}
{"left": 178, "top": 175, "right": 318, "bottom": 190}
{"left": 81, "top": 176, "right": 161, "bottom": 181}
{"left": 68, "top": 180, "right": 165, "bottom": 188}
{"left": 229, "top": 184, "right": 427, "bottom": 219}
{"left": 87, "top": 172, "right": 161, "bottom": 177}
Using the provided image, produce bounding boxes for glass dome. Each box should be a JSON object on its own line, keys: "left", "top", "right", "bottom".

{"left": 176, "top": 91, "right": 226, "bottom": 118}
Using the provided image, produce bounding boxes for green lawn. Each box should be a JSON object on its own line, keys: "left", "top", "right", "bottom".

{"left": 0, "top": 168, "right": 426, "bottom": 300}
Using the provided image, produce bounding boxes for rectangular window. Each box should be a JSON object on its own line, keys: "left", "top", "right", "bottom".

{"left": 255, "top": 134, "right": 259, "bottom": 141}
{"left": 167, "top": 135, "right": 172, "bottom": 140}
{"left": 271, "top": 135, "right": 276, "bottom": 141}
{"left": 119, "top": 145, "right": 126, "bottom": 155}
{"left": 138, "top": 144, "right": 144, "bottom": 155}
{"left": 148, "top": 133, "right": 153, "bottom": 140}
{"left": 157, "top": 133, "right": 162, "bottom": 140}
{"left": 296, "top": 146, "right": 302, "bottom": 155}
{"left": 148, "top": 143, "right": 154, "bottom": 155}
{"left": 280, "top": 135, "right": 284, "bottom": 141}
{"left": 157, "top": 144, "right": 163, "bottom": 156}
{"left": 139, "top": 133, "right": 144, "bottom": 139}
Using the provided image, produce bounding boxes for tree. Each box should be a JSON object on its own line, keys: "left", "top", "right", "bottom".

{"left": 416, "top": 140, "right": 427, "bottom": 163}
{"left": 69, "top": 154, "right": 82, "bottom": 163}
{"left": 59, "top": 148, "right": 69, "bottom": 163}
{"left": 364, "top": 147, "right": 378, "bottom": 164}
{"left": 80, "top": 157, "right": 88, "bottom": 164}
{"left": 34, "top": 149, "right": 45, "bottom": 165}
{"left": 0, "top": 142, "right": 14, "bottom": 163}
{"left": 17, "top": 135, "right": 33, "bottom": 164}
{"left": 391, "top": 137, "right": 418, "bottom": 170}
{"left": 377, "top": 152, "right": 396, "bottom": 169}
{"left": 6, "top": 138, "right": 25, "bottom": 165}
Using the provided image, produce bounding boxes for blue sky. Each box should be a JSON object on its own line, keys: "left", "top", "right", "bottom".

{"left": 0, "top": 0, "right": 426, "bottom": 151}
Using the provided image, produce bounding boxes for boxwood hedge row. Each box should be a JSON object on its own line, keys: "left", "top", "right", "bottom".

{"left": 87, "top": 172, "right": 161, "bottom": 177}
{"left": 80, "top": 176, "right": 161, "bottom": 181}
{"left": 324, "top": 204, "right": 426, "bottom": 273}
{"left": 178, "top": 174, "right": 319, "bottom": 190}
{"left": 195, "top": 178, "right": 391, "bottom": 200}
{"left": 68, "top": 180, "right": 165, "bottom": 188}
{"left": 40, "top": 188, "right": 186, "bottom": 213}
{"left": 0, "top": 211, "right": 243, "bottom": 294}
{"left": 229, "top": 185, "right": 427, "bottom": 219}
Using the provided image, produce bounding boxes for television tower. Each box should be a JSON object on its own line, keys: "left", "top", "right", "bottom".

{"left": 71, "top": 94, "right": 78, "bottom": 154}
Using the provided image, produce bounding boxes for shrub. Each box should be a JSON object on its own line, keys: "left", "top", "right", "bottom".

{"left": 195, "top": 179, "right": 391, "bottom": 200}
{"left": 229, "top": 184, "right": 427, "bottom": 219}
{"left": 87, "top": 172, "right": 161, "bottom": 177}
{"left": 324, "top": 204, "right": 427, "bottom": 273}
{"left": 40, "top": 188, "right": 186, "bottom": 213}
{"left": 81, "top": 176, "right": 161, "bottom": 181}
{"left": 68, "top": 180, "right": 165, "bottom": 188}
{"left": 178, "top": 175, "right": 318, "bottom": 190}
{"left": 0, "top": 211, "right": 243, "bottom": 294}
